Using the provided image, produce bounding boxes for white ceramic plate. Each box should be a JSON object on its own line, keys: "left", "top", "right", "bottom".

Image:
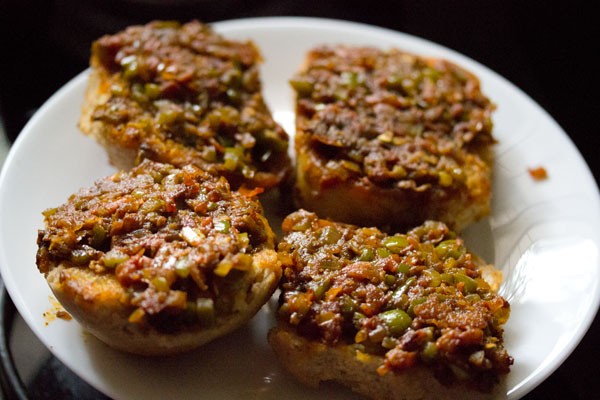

{"left": 1, "top": 17, "right": 599, "bottom": 400}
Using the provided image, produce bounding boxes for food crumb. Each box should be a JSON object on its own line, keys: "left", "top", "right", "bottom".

{"left": 43, "top": 296, "right": 71, "bottom": 325}
{"left": 56, "top": 310, "right": 72, "bottom": 321}
{"left": 528, "top": 166, "right": 548, "bottom": 181}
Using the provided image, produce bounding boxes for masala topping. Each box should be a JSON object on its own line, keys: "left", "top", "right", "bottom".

{"left": 36, "top": 160, "right": 275, "bottom": 331}
{"left": 293, "top": 46, "right": 495, "bottom": 191}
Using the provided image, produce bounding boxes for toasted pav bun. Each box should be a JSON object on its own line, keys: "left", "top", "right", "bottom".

{"left": 37, "top": 160, "right": 281, "bottom": 355}
{"left": 270, "top": 210, "right": 512, "bottom": 398}
{"left": 80, "top": 20, "right": 291, "bottom": 191}
{"left": 292, "top": 46, "right": 495, "bottom": 231}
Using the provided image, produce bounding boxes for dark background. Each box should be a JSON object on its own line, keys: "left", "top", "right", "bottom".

{"left": 0, "top": 1, "right": 599, "bottom": 399}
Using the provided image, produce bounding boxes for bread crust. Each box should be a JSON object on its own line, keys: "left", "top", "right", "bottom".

{"left": 295, "top": 143, "right": 491, "bottom": 232}
{"left": 80, "top": 66, "right": 139, "bottom": 171}
{"left": 269, "top": 324, "right": 506, "bottom": 400}
{"left": 47, "top": 249, "right": 280, "bottom": 356}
